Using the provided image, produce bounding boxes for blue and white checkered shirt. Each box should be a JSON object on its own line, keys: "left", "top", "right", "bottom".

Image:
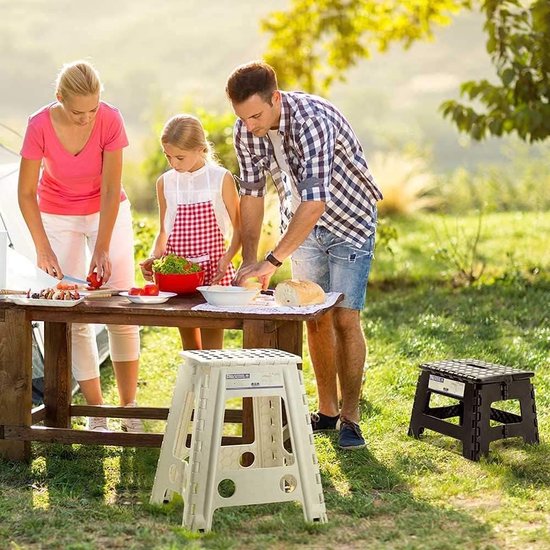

{"left": 234, "top": 91, "right": 383, "bottom": 248}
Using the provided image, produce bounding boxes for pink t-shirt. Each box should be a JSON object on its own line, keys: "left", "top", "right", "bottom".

{"left": 20, "top": 101, "right": 128, "bottom": 215}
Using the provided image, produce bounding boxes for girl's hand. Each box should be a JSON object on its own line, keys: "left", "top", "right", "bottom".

{"left": 211, "top": 254, "right": 231, "bottom": 285}
{"left": 139, "top": 257, "right": 155, "bottom": 282}
{"left": 89, "top": 248, "right": 112, "bottom": 284}
{"left": 37, "top": 247, "right": 63, "bottom": 279}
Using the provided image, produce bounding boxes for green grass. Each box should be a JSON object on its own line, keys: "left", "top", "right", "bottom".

{"left": 1, "top": 211, "right": 549, "bottom": 549}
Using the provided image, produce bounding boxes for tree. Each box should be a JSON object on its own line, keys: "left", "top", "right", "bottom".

{"left": 261, "top": 0, "right": 550, "bottom": 142}
{"left": 261, "top": 0, "right": 470, "bottom": 94}
{"left": 441, "top": 1, "right": 550, "bottom": 142}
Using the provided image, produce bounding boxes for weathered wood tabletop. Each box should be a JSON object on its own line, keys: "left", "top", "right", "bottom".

{"left": 0, "top": 294, "right": 341, "bottom": 461}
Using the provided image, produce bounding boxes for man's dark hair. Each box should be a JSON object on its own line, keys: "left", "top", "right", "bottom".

{"left": 226, "top": 61, "right": 278, "bottom": 104}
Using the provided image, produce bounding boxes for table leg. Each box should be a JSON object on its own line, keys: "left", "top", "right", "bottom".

{"left": 241, "top": 319, "right": 303, "bottom": 443}
{"left": 43, "top": 322, "right": 72, "bottom": 428}
{"left": 242, "top": 319, "right": 302, "bottom": 356}
{"left": 0, "top": 308, "right": 32, "bottom": 461}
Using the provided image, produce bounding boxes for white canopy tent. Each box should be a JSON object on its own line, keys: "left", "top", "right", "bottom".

{"left": 0, "top": 146, "right": 109, "bottom": 402}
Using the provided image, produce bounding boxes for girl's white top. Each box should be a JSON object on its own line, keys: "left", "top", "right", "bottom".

{"left": 162, "top": 163, "right": 232, "bottom": 239}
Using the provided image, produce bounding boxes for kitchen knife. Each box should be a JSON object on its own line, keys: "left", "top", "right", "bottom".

{"left": 62, "top": 274, "right": 89, "bottom": 285}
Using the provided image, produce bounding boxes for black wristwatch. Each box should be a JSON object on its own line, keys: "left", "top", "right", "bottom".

{"left": 264, "top": 251, "right": 283, "bottom": 267}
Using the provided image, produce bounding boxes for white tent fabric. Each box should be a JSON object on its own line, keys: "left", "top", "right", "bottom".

{"left": 0, "top": 159, "right": 59, "bottom": 290}
{"left": 0, "top": 147, "right": 109, "bottom": 400}
{"left": 5, "top": 246, "right": 59, "bottom": 291}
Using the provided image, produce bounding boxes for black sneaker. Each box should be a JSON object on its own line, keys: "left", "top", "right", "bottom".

{"left": 310, "top": 411, "right": 340, "bottom": 432}
{"left": 338, "top": 417, "right": 366, "bottom": 450}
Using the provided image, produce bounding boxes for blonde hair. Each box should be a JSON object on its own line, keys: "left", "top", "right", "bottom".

{"left": 161, "top": 114, "right": 216, "bottom": 163}
{"left": 55, "top": 60, "right": 103, "bottom": 100}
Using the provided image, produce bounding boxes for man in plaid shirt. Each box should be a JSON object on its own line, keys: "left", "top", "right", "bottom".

{"left": 227, "top": 61, "right": 382, "bottom": 450}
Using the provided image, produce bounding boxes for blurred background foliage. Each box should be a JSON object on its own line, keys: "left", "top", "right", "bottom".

{"left": 1, "top": 1, "right": 549, "bottom": 239}
{"left": 262, "top": 0, "right": 550, "bottom": 143}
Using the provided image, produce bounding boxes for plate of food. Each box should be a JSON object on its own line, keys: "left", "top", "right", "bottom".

{"left": 9, "top": 296, "right": 84, "bottom": 307}
{"left": 119, "top": 290, "right": 177, "bottom": 304}
{"left": 9, "top": 288, "right": 86, "bottom": 308}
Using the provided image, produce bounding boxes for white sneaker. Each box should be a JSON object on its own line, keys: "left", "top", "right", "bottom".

{"left": 87, "top": 417, "right": 109, "bottom": 432}
{"left": 121, "top": 401, "right": 144, "bottom": 433}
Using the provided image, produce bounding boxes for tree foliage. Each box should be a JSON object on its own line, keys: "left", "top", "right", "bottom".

{"left": 441, "top": 0, "right": 550, "bottom": 142}
{"left": 261, "top": 0, "right": 469, "bottom": 94}
{"left": 262, "top": 0, "right": 550, "bottom": 142}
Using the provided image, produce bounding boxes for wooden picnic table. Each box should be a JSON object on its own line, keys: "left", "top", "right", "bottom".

{"left": 0, "top": 293, "right": 340, "bottom": 462}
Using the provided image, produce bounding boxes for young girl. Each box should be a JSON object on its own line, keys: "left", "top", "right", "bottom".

{"left": 140, "top": 114, "right": 241, "bottom": 350}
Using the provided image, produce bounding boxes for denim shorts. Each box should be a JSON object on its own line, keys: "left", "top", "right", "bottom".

{"left": 291, "top": 225, "right": 376, "bottom": 310}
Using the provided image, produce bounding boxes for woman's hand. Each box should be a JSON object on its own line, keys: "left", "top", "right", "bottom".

{"left": 89, "top": 248, "right": 112, "bottom": 284}
{"left": 211, "top": 254, "right": 232, "bottom": 285}
{"left": 139, "top": 257, "right": 155, "bottom": 282}
{"left": 37, "top": 247, "right": 64, "bottom": 279}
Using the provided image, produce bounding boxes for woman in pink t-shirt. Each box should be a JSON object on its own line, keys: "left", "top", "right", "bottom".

{"left": 18, "top": 60, "right": 141, "bottom": 432}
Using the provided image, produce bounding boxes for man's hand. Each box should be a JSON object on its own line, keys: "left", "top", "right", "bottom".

{"left": 233, "top": 260, "right": 277, "bottom": 289}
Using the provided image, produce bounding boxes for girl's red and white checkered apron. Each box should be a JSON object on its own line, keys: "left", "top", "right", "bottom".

{"left": 165, "top": 169, "right": 235, "bottom": 286}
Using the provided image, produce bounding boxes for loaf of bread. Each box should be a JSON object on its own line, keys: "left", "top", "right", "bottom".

{"left": 274, "top": 279, "right": 325, "bottom": 306}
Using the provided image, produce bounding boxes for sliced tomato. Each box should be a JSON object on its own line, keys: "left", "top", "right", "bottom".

{"left": 128, "top": 287, "right": 144, "bottom": 296}
{"left": 142, "top": 283, "right": 160, "bottom": 296}
{"left": 57, "top": 282, "right": 78, "bottom": 291}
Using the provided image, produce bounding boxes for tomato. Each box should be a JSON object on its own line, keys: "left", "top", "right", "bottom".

{"left": 142, "top": 283, "right": 160, "bottom": 296}
{"left": 56, "top": 282, "right": 77, "bottom": 291}
{"left": 86, "top": 272, "right": 103, "bottom": 289}
{"left": 128, "top": 287, "right": 144, "bottom": 296}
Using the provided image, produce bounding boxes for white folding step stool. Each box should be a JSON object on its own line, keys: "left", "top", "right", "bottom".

{"left": 150, "top": 348, "right": 327, "bottom": 532}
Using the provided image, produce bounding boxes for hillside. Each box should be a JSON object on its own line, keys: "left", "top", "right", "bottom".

{"left": 0, "top": 0, "right": 542, "bottom": 171}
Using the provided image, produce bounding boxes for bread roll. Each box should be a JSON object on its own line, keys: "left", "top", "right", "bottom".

{"left": 274, "top": 279, "right": 325, "bottom": 306}
{"left": 243, "top": 279, "right": 262, "bottom": 291}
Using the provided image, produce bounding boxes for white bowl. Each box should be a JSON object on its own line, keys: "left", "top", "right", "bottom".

{"left": 119, "top": 291, "right": 177, "bottom": 304}
{"left": 197, "top": 285, "right": 259, "bottom": 307}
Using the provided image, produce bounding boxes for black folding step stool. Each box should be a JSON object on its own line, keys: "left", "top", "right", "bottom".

{"left": 408, "top": 359, "right": 539, "bottom": 461}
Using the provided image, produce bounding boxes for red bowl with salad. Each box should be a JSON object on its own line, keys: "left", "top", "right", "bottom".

{"left": 153, "top": 254, "right": 205, "bottom": 294}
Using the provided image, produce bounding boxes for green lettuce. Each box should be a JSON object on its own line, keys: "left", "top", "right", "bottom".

{"left": 152, "top": 254, "right": 202, "bottom": 275}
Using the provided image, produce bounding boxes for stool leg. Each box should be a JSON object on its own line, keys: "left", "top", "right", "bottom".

{"left": 282, "top": 364, "right": 327, "bottom": 523}
{"left": 518, "top": 381, "right": 540, "bottom": 445}
{"left": 183, "top": 367, "right": 226, "bottom": 532}
{"left": 253, "top": 395, "right": 286, "bottom": 467}
{"left": 476, "top": 384, "right": 501, "bottom": 459}
{"left": 150, "top": 361, "right": 196, "bottom": 504}
{"left": 408, "top": 371, "right": 430, "bottom": 438}
{"left": 461, "top": 384, "right": 483, "bottom": 461}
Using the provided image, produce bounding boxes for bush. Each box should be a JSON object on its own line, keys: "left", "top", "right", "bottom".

{"left": 437, "top": 141, "right": 550, "bottom": 213}
{"left": 370, "top": 151, "right": 440, "bottom": 216}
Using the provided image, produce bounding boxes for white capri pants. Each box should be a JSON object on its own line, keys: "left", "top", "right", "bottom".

{"left": 41, "top": 200, "right": 140, "bottom": 381}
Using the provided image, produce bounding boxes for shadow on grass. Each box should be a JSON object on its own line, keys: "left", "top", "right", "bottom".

{"left": 1, "top": 276, "right": 546, "bottom": 547}
{"left": 0, "top": 430, "right": 525, "bottom": 549}
{"left": 367, "top": 278, "right": 549, "bottom": 370}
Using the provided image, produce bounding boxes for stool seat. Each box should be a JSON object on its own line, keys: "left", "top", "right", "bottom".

{"left": 420, "top": 358, "right": 534, "bottom": 383}
{"left": 408, "top": 358, "right": 539, "bottom": 461}
{"left": 150, "top": 348, "right": 328, "bottom": 531}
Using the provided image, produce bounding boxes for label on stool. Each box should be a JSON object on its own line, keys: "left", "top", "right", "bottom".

{"left": 226, "top": 370, "right": 283, "bottom": 390}
{"left": 428, "top": 374, "right": 465, "bottom": 398}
